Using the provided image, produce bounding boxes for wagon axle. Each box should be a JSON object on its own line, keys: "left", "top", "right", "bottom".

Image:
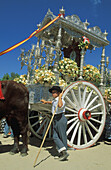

{"left": 78, "top": 108, "right": 91, "bottom": 121}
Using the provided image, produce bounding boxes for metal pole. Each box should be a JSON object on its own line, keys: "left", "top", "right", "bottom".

{"left": 100, "top": 46, "right": 105, "bottom": 93}
{"left": 78, "top": 48, "right": 86, "bottom": 80}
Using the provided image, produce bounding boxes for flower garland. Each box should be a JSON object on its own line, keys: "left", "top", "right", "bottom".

{"left": 78, "top": 36, "right": 90, "bottom": 49}
{"left": 104, "top": 87, "right": 111, "bottom": 100}
{"left": 83, "top": 64, "right": 101, "bottom": 84}
{"left": 59, "top": 77, "right": 67, "bottom": 87}
{"left": 34, "top": 69, "right": 56, "bottom": 85}
{"left": 13, "top": 72, "right": 67, "bottom": 87}
{"left": 58, "top": 58, "right": 78, "bottom": 78}
{"left": 14, "top": 74, "right": 28, "bottom": 85}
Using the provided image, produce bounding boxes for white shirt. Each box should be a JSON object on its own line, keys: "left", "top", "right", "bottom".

{"left": 52, "top": 96, "right": 65, "bottom": 115}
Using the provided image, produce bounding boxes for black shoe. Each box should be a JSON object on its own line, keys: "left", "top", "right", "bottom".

{"left": 54, "top": 152, "right": 62, "bottom": 159}
{"left": 59, "top": 150, "right": 69, "bottom": 161}
{"left": 3, "top": 134, "right": 8, "bottom": 138}
{"left": 104, "top": 139, "right": 111, "bottom": 145}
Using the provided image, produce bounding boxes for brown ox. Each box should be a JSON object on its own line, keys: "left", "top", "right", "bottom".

{"left": 0, "top": 80, "right": 29, "bottom": 156}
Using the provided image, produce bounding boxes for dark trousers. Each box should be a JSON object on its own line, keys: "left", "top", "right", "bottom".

{"left": 53, "top": 113, "right": 67, "bottom": 153}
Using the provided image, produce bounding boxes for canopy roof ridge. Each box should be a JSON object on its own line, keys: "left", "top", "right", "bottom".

{"left": 36, "top": 8, "right": 109, "bottom": 47}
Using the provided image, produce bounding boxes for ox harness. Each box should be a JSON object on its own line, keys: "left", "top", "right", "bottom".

{"left": 0, "top": 81, "right": 5, "bottom": 100}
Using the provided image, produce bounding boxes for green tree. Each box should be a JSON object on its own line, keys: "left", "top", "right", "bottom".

{"left": 1, "top": 72, "right": 20, "bottom": 80}
{"left": 2, "top": 73, "right": 11, "bottom": 80}
{"left": 10, "top": 72, "right": 20, "bottom": 80}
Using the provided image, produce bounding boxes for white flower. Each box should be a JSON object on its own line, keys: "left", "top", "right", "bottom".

{"left": 34, "top": 69, "right": 56, "bottom": 85}
{"left": 83, "top": 64, "right": 100, "bottom": 84}
{"left": 59, "top": 58, "right": 78, "bottom": 77}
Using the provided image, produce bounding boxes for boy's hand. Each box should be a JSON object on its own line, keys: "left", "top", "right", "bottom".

{"left": 41, "top": 99, "right": 46, "bottom": 104}
{"left": 59, "top": 91, "right": 64, "bottom": 98}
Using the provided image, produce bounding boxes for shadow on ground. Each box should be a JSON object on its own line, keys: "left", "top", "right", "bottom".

{"left": 0, "top": 133, "right": 107, "bottom": 155}
{"left": 0, "top": 143, "right": 25, "bottom": 154}
{"left": 29, "top": 135, "right": 54, "bottom": 148}
{"left": 29, "top": 136, "right": 58, "bottom": 157}
{"left": 0, "top": 135, "right": 56, "bottom": 155}
{"left": 0, "top": 144, "right": 13, "bottom": 153}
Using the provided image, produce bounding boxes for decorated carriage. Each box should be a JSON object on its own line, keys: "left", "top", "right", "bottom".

{"left": 16, "top": 8, "right": 111, "bottom": 149}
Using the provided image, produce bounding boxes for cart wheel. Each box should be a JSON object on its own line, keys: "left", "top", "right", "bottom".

{"left": 28, "top": 110, "right": 53, "bottom": 141}
{"left": 62, "top": 81, "right": 106, "bottom": 149}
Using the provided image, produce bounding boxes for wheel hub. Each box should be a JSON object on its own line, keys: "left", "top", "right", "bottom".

{"left": 78, "top": 108, "right": 91, "bottom": 121}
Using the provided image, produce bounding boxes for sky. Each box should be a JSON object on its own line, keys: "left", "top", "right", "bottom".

{"left": 0, "top": 0, "right": 111, "bottom": 78}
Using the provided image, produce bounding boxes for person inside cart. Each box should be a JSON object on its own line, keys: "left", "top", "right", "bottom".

{"left": 104, "top": 95, "right": 111, "bottom": 103}
{"left": 41, "top": 86, "right": 69, "bottom": 161}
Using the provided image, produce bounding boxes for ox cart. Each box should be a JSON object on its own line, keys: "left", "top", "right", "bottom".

{"left": 18, "top": 8, "right": 111, "bottom": 149}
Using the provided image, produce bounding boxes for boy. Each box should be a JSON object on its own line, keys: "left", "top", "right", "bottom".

{"left": 41, "top": 86, "right": 69, "bottom": 161}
